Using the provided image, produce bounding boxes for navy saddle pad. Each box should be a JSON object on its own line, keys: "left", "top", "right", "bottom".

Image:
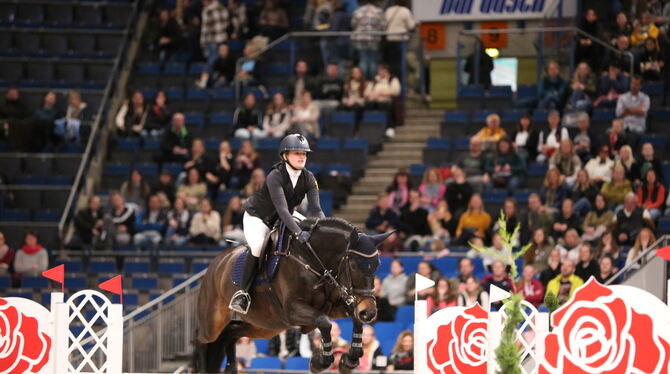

{"left": 232, "top": 224, "right": 287, "bottom": 286}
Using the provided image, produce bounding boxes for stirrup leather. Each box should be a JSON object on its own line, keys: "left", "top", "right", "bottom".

{"left": 229, "top": 290, "right": 251, "bottom": 314}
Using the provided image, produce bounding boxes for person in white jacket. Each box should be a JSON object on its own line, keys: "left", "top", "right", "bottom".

{"left": 189, "top": 198, "right": 221, "bottom": 245}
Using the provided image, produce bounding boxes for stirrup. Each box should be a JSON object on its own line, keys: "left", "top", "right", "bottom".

{"left": 229, "top": 290, "right": 251, "bottom": 315}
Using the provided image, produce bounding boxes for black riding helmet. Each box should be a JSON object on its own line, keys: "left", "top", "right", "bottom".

{"left": 278, "top": 134, "right": 312, "bottom": 159}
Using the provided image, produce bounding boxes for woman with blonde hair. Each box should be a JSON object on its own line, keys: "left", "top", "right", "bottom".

{"left": 387, "top": 331, "right": 414, "bottom": 371}
{"left": 418, "top": 168, "right": 445, "bottom": 212}
{"left": 455, "top": 193, "right": 491, "bottom": 244}
{"left": 549, "top": 138, "right": 581, "bottom": 187}
{"left": 262, "top": 92, "right": 290, "bottom": 138}
{"left": 568, "top": 62, "right": 597, "bottom": 110}
{"left": 625, "top": 227, "right": 656, "bottom": 268}
{"left": 540, "top": 167, "right": 568, "bottom": 214}
{"left": 475, "top": 113, "right": 506, "bottom": 149}
{"left": 617, "top": 145, "right": 635, "bottom": 181}
{"left": 571, "top": 169, "right": 599, "bottom": 216}
{"left": 243, "top": 168, "right": 266, "bottom": 197}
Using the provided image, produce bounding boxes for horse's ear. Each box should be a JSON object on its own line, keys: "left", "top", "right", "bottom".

{"left": 367, "top": 231, "right": 395, "bottom": 247}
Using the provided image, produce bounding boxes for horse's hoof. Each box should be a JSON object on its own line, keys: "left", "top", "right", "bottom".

{"left": 338, "top": 353, "right": 359, "bottom": 374}
{"left": 309, "top": 354, "right": 333, "bottom": 374}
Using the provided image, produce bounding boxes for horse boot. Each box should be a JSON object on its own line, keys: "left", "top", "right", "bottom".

{"left": 229, "top": 254, "right": 259, "bottom": 314}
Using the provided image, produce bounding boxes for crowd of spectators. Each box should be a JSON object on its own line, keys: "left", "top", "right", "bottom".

{"left": 0, "top": 230, "right": 50, "bottom": 287}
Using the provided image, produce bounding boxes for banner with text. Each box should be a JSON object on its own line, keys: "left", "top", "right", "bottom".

{"left": 413, "top": 0, "right": 562, "bottom": 22}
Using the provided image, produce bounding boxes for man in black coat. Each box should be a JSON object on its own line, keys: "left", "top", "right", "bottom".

{"left": 159, "top": 113, "right": 192, "bottom": 164}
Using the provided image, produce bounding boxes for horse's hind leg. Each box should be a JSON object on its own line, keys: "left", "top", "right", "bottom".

{"left": 204, "top": 327, "right": 229, "bottom": 373}
{"left": 222, "top": 333, "right": 238, "bottom": 374}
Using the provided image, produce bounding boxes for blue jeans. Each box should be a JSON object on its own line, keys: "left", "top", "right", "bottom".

{"left": 574, "top": 197, "right": 592, "bottom": 217}
{"left": 569, "top": 89, "right": 591, "bottom": 110}
{"left": 204, "top": 42, "right": 220, "bottom": 70}
{"left": 538, "top": 94, "right": 561, "bottom": 109}
{"left": 357, "top": 48, "right": 379, "bottom": 80}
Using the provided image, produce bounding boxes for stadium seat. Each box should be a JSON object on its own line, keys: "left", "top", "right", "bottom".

{"left": 254, "top": 339, "right": 270, "bottom": 355}
{"left": 423, "top": 137, "right": 451, "bottom": 167}
{"left": 64, "top": 275, "right": 87, "bottom": 290}
{"left": 249, "top": 357, "right": 282, "bottom": 371}
{"left": 191, "top": 260, "right": 210, "bottom": 273}
{"left": 284, "top": 357, "right": 309, "bottom": 370}
{"left": 89, "top": 259, "right": 116, "bottom": 273}
{"left": 157, "top": 260, "right": 186, "bottom": 275}
{"left": 0, "top": 276, "right": 11, "bottom": 288}
{"left": 395, "top": 305, "right": 415, "bottom": 326}
{"left": 457, "top": 85, "right": 485, "bottom": 111}
{"left": 131, "top": 276, "right": 158, "bottom": 291}
{"left": 21, "top": 276, "right": 49, "bottom": 289}
{"left": 400, "top": 257, "right": 422, "bottom": 273}
{"left": 124, "top": 259, "right": 151, "bottom": 274}
{"left": 56, "top": 259, "right": 83, "bottom": 273}
{"left": 6, "top": 289, "right": 33, "bottom": 299}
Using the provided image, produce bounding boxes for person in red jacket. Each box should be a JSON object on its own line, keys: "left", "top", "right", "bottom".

{"left": 517, "top": 264, "right": 545, "bottom": 307}
{"left": 0, "top": 232, "right": 14, "bottom": 275}
{"left": 636, "top": 168, "right": 666, "bottom": 220}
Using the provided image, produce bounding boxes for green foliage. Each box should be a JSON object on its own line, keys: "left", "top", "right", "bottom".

{"left": 495, "top": 293, "right": 524, "bottom": 374}
{"left": 469, "top": 211, "right": 531, "bottom": 282}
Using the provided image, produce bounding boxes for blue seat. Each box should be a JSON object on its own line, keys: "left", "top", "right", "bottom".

{"left": 401, "top": 257, "right": 423, "bottom": 273}
{"left": 89, "top": 260, "right": 116, "bottom": 273}
{"left": 192, "top": 261, "right": 210, "bottom": 273}
{"left": 104, "top": 163, "right": 131, "bottom": 176}
{"left": 395, "top": 305, "right": 415, "bottom": 326}
{"left": 6, "top": 290, "right": 32, "bottom": 299}
{"left": 0, "top": 276, "right": 11, "bottom": 288}
{"left": 319, "top": 191, "right": 333, "bottom": 217}
{"left": 248, "top": 357, "right": 281, "bottom": 371}
{"left": 210, "top": 112, "right": 233, "bottom": 125}
{"left": 527, "top": 163, "right": 548, "bottom": 176}
{"left": 316, "top": 138, "right": 339, "bottom": 151}
{"left": 459, "top": 85, "right": 485, "bottom": 98}
{"left": 409, "top": 164, "right": 427, "bottom": 177}
{"left": 134, "top": 163, "right": 159, "bottom": 177}
{"left": 488, "top": 85, "right": 512, "bottom": 97}
{"left": 158, "top": 261, "right": 186, "bottom": 274}
{"left": 501, "top": 110, "right": 522, "bottom": 123}
{"left": 124, "top": 260, "right": 151, "bottom": 274}
{"left": 186, "top": 89, "right": 209, "bottom": 101}
{"left": 163, "top": 63, "right": 186, "bottom": 75}
{"left": 34, "top": 210, "right": 61, "bottom": 222}
{"left": 471, "top": 110, "right": 494, "bottom": 124}
{"left": 184, "top": 112, "right": 205, "bottom": 127}
{"left": 164, "top": 87, "right": 184, "bottom": 101}
{"left": 15, "top": 175, "right": 44, "bottom": 185}
{"left": 640, "top": 135, "right": 667, "bottom": 148}
{"left": 21, "top": 276, "right": 49, "bottom": 289}
{"left": 264, "top": 64, "right": 291, "bottom": 75}
{"left": 123, "top": 292, "right": 140, "bottom": 307}
{"left": 64, "top": 276, "right": 87, "bottom": 290}
{"left": 256, "top": 138, "right": 280, "bottom": 150}
{"left": 56, "top": 259, "right": 83, "bottom": 273}
{"left": 532, "top": 109, "right": 549, "bottom": 122}
{"left": 254, "top": 339, "right": 270, "bottom": 355}
{"left": 1, "top": 210, "right": 32, "bottom": 221}
{"left": 592, "top": 109, "right": 615, "bottom": 123}
{"left": 331, "top": 111, "right": 355, "bottom": 125}
{"left": 172, "top": 275, "right": 190, "bottom": 287}
{"left": 516, "top": 84, "right": 537, "bottom": 100}
{"left": 431, "top": 257, "right": 459, "bottom": 278}
{"left": 642, "top": 82, "right": 663, "bottom": 95}
{"left": 362, "top": 111, "right": 386, "bottom": 123}
{"left": 326, "top": 164, "right": 351, "bottom": 176}
{"left": 131, "top": 276, "right": 158, "bottom": 291}
{"left": 343, "top": 138, "right": 367, "bottom": 151}
{"left": 285, "top": 356, "right": 309, "bottom": 370}
{"left": 211, "top": 88, "right": 234, "bottom": 100}
{"left": 443, "top": 111, "right": 468, "bottom": 124}
{"left": 482, "top": 190, "right": 507, "bottom": 203}
{"left": 426, "top": 137, "right": 450, "bottom": 149}
{"left": 188, "top": 63, "right": 207, "bottom": 75}
{"left": 140, "top": 88, "right": 157, "bottom": 100}
{"left": 136, "top": 63, "right": 161, "bottom": 75}
{"left": 116, "top": 138, "right": 140, "bottom": 150}
{"left": 455, "top": 137, "right": 470, "bottom": 149}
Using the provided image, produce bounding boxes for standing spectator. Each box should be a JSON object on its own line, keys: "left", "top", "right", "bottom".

{"left": 242, "top": 168, "right": 265, "bottom": 197}
{"left": 397, "top": 190, "right": 430, "bottom": 250}
{"left": 545, "top": 259, "right": 584, "bottom": 305}
{"left": 568, "top": 62, "right": 597, "bottom": 110}
{"left": 485, "top": 137, "right": 524, "bottom": 191}
{"left": 290, "top": 91, "right": 320, "bottom": 139}
{"left": 595, "top": 254, "right": 619, "bottom": 284}
{"left": 357, "top": 325, "right": 384, "bottom": 371}
{"left": 207, "top": 140, "right": 234, "bottom": 196}
{"left": 445, "top": 165, "right": 473, "bottom": 218}
{"left": 120, "top": 169, "right": 151, "bottom": 210}
{"left": 536, "top": 110, "right": 569, "bottom": 163}
{"left": 573, "top": 112, "right": 600, "bottom": 163}
{"left": 512, "top": 113, "right": 539, "bottom": 162}
{"left": 386, "top": 169, "right": 411, "bottom": 213}
{"left": 115, "top": 91, "right": 147, "bottom": 137}
{"left": 341, "top": 66, "right": 368, "bottom": 131}
{"left": 160, "top": 113, "right": 193, "bottom": 163}
{"left": 538, "top": 61, "right": 567, "bottom": 109}
{"left": 457, "top": 137, "right": 489, "bottom": 192}
{"left": 108, "top": 192, "right": 136, "bottom": 246}
{"left": 365, "top": 192, "right": 398, "bottom": 234}
{"left": 262, "top": 93, "right": 290, "bottom": 139}
{"left": 426, "top": 277, "right": 457, "bottom": 315}
{"left": 197, "top": 44, "right": 236, "bottom": 88}
{"left": 457, "top": 275, "right": 489, "bottom": 307}
{"left": 165, "top": 196, "right": 191, "bottom": 246}
{"left": 517, "top": 264, "right": 544, "bottom": 308}
{"left": 449, "top": 258, "right": 475, "bottom": 293}
{"left": 177, "top": 168, "right": 208, "bottom": 210}
{"left": 525, "top": 228, "right": 554, "bottom": 273}
{"left": 313, "top": 63, "right": 343, "bottom": 117}
{"left": 582, "top": 194, "right": 614, "bottom": 242}
{"left": 233, "top": 93, "right": 264, "bottom": 139}
{"left": 258, "top": 0, "right": 289, "bottom": 40}
{"left": 600, "top": 163, "right": 632, "bottom": 208}
{"left": 152, "top": 170, "right": 176, "bottom": 208}
{"left": 574, "top": 9, "right": 601, "bottom": 71}
{"left": 639, "top": 37, "right": 664, "bottom": 81}
{"left": 418, "top": 168, "right": 445, "bottom": 212}
{"left": 539, "top": 248, "right": 562, "bottom": 288}
{"left": 13, "top": 232, "right": 48, "bottom": 277}
{"left": 614, "top": 192, "right": 653, "bottom": 245}
{"left": 631, "top": 142, "right": 664, "bottom": 185}
{"left": 189, "top": 198, "right": 221, "bottom": 244}
{"left": 384, "top": 0, "right": 415, "bottom": 77}
{"left": 405, "top": 261, "right": 439, "bottom": 303}
{"left": 133, "top": 194, "right": 168, "bottom": 246}
{"left": 145, "top": 91, "right": 170, "bottom": 137}
{"left": 387, "top": 331, "right": 414, "bottom": 371}
{"left": 571, "top": 169, "right": 599, "bottom": 216}
{"left": 222, "top": 195, "right": 245, "bottom": 245}
{"left": 630, "top": 12, "right": 659, "bottom": 47}
{"left": 381, "top": 259, "right": 408, "bottom": 307}
{"left": 74, "top": 195, "right": 105, "bottom": 247}
{"left": 606, "top": 119, "right": 631, "bottom": 157}
{"left": 200, "top": 0, "right": 229, "bottom": 68}
{"left": 540, "top": 168, "right": 568, "bottom": 214}
{"left": 0, "top": 232, "right": 13, "bottom": 275}
{"left": 625, "top": 227, "right": 656, "bottom": 268}
{"left": 575, "top": 243, "right": 598, "bottom": 282}
{"left": 326, "top": 0, "right": 352, "bottom": 75}
{"left": 615, "top": 76, "right": 650, "bottom": 134}
{"left": 365, "top": 64, "right": 401, "bottom": 138}
{"left": 474, "top": 113, "right": 506, "bottom": 149}
{"left": 465, "top": 44, "right": 493, "bottom": 88}
{"left": 594, "top": 63, "right": 629, "bottom": 108}
{"left": 584, "top": 144, "right": 614, "bottom": 185}
{"left": 455, "top": 194, "right": 491, "bottom": 244}
{"left": 227, "top": 0, "right": 248, "bottom": 40}
{"left": 351, "top": 0, "right": 385, "bottom": 80}
{"left": 636, "top": 169, "right": 665, "bottom": 220}
{"left": 156, "top": 9, "right": 183, "bottom": 62}
{"left": 551, "top": 198, "right": 581, "bottom": 240}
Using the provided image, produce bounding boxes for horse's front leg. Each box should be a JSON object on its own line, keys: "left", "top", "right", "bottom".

{"left": 338, "top": 321, "right": 362, "bottom": 374}
{"left": 286, "top": 303, "right": 334, "bottom": 374}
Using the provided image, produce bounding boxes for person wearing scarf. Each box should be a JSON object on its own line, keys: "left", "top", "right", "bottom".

{"left": 0, "top": 232, "right": 14, "bottom": 275}
{"left": 636, "top": 169, "right": 666, "bottom": 220}
{"left": 13, "top": 231, "right": 48, "bottom": 277}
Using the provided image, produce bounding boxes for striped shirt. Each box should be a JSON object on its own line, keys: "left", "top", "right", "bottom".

{"left": 201, "top": 1, "right": 229, "bottom": 45}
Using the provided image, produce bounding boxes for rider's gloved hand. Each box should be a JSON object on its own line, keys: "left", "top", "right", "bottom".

{"left": 296, "top": 231, "right": 311, "bottom": 244}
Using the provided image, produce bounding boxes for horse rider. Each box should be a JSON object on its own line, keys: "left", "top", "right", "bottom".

{"left": 229, "top": 134, "right": 325, "bottom": 314}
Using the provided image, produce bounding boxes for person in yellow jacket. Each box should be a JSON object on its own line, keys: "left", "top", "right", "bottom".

{"left": 474, "top": 113, "right": 506, "bottom": 150}
{"left": 545, "top": 259, "right": 585, "bottom": 305}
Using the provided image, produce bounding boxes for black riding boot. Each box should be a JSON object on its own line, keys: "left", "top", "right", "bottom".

{"left": 229, "top": 254, "right": 259, "bottom": 314}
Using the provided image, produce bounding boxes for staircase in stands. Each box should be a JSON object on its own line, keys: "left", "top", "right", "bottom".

{"left": 337, "top": 106, "right": 442, "bottom": 227}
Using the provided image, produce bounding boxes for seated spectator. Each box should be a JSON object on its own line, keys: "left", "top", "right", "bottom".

{"left": 365, "top": 64, "right": 401, "bottom": 138}
{"left": 183, "top": 138, "right": 213, "bottom": 182}
{"left": 584, "top": 144, "right": 614, "bottom": 185}
{"left": 457, "top": 275, "right": 489, "bottom": 307}
{"left": 613, "top": 192, "right": 653, "bottom": 245}
{"left": 606, "top": 35, "right": 634, "bottom": 73}
{"left": 625, "top": 227, "right": 656, "bottom": 268}
{"left": 455, "top": 194, "right": 491, "bottom": 244}
{"left": 33, "top": 92, "right": 59, "bottom": 145}
{"left": 418, "top": 168, "right": 445, "bottom": 212}
{"left": 268, "top": 328, "right": 301, "bottom": 361}
{"left": 108, "top": 192, "right": 136, "bottom": 246}
{"left": 640, "top": 37, "right": 664, "bottom": 81}
{"left": 615, "top": 75, "right": 649, "bottom": 134}
{"left": 258, "top": 0, "right": 289, "bottom": 40}
{"left": 381, "top": 259, "right": 408, "bottom": 307}
{"left": 582, "top": 194, "right": 614, "bottom": 242}
{"left": 373, "top": 275, "right": 397, "bottom": 321}
{"left": 0, "top": 232, "right": 13, "bottom": 275}
{"left": 571, "top": 169, "right": 599, "bottom": 216}
{"left": 156, "top": 9, "right": 183, "bottom": 62}
{"left": 145, "top": 91, "right": 170, "bottom": 138}
{"left": 600, "top": 163, "right": 632, "bottom": 208}
{"left": 13, "top": 231, "right": 48, "bottom": 277}
{"left": 484, "top": 137, "right": 524, "bottom": 191}
{"left": 74, "top": 195, "right": 105, "bottom": 247}
{"left": 313, "top": 63, "right": 343, "bottom": 115}
{"left": 512, "top": 113, "right": 539, "bottom": 162}
{"left": 235, "top": 337, "right": 256, "bottom": 368}
{"left": 491, "top": 197, "right": 520, "bottom": 240}
{"left": 165, "top": 196, "right": 191, "bottom": 246}
{"left": 426, "top": 277, "right": 457, "bottom": 315}
{"left": 520, "top": 193, "right": 552, "bottom": 244}
{"left": 545, "top": 259, "right": 584, "bottom": 305}
{"left": 636, "top": 169, "right": 665, "bottom": 220}
{"left": 200, "top": 0, "right": 229, "bottom": 67}
{"left": 457, "top": 137, "right": 489, "bottom": 192}
{"left": 397, "top": 190, "right": 430, "bottom": 248}
{"left": 329, "top": 320, "right": 350, "bottom": 350}
{"left": 540, "top": 248, "right": 562, "bottom": 287}
{"left": 133, "top": 194, "right": 167, "bottom": 246}
{"left": 227, "top": 0, "right": 248, "bottom": 40}
{"left": 568, "top": 62, "right": 597, "bottom": 111}
{"left": 387, "top": 331, "right": 414, "bottom": 371}
{"left": 536, "top": 110, "right": 569, "bottom": 163}
{"left": 222, "top": 196, "right": 245, "bottom": 245}
{"left": 449, "top": 257, "right": 475, "bottom": 293}
{"left": 595, "top": 254, "right": 619, "bottom": 284}
{"left": 525, "top": 228, "right": 554, "bottom": 273}
{"left": 120, "top": 169, "right": 151, "bottom": 210}
{"left": 233, "top": 93, "right": 264, "bottom": 139}
{"left": 243, "top": 168, "right": 265, "bottom": 197}
{"left": 631, "top": 142, "right": 664, "bottom": 185}
{"left": 630, "top": 12, "right": 659, "bottom": 47}
{"left": 481, "top": 261, "right": 514, "bottom": 297}
{"left": 160, "top": 113, "right": 193, "bottom": 163}
{"left": 405, "top": 261, "right": 440, "bottom": 303}
{"left": 594, "top": 63, "right": 629, "bottom": 108}
{"left": 552, "top": 198, "right": 581, "bottom": 240}
{"left": 428, "top": 200, "right": 458, "bottom": 244}
{"left": 151, "top": 170, "right": 176, "bottom": 209}
{"left": 385, "top": 169, "right": 411, "bottom": 213}
{"left": 358, "top": 325, "right": 384, "bottom": 371}
{"left": 207, "top": 140, "right": 234, "bottom": 196}
{"left": 617, "top": 145, "right": 636, "bottom": 181}
{"left": 596, "top": 230, "right": 621, "bottom": 261}
{"left": 608, "top": 12, "right": 632, "bottom": 45}
{"left": 0, "top": 87, "right": 29, "bottom": 123}
{"left": 540, "top": 168, "right": 568, "bottom": 214}
{"left": 517, "top": 264, "right": 544, "bottom": 308}
{"left": 234, "top": 39, "right": 265, "bottom": 87}
{"left": 115, "top": 91, "right": 147, "bottom": 137}
{"left": 575, "top": 243, "right": 599, "bottom": 282}
{"left": 445, "top": 165, "right": 473, "bottom": 218}
{"left": 262, "top": 93, "right": 290, "bottom": 139}
{"left": 365, "top": 192, "right": 398, "bottom": 234}
{"left": 573, "top": 112, "right": 600, "bottom": 163}
{"left": 290, "top": 91, "right": 320, "bottom": 139}
{"left": 197, "top": 44, "right": 236, "bottom": 88}
{"left": 341, "top": 66, "right": 368, "bottom": 130}
{"left": 538, "top": 60, "right": 567, "bottom": 109}
{"left": 233, "top": 140, "right": 260, "bottom": 188}
{"left": 549, "top": 139, "right": 581, "bottom": 187}
{"left": 606, "top": 119, "right": 631, "bottom": 157}
{"left": 378, "top": 230, "right": 404, "bottom": 255}
{"left": 288, "top": 60, "right": 315, "bottom": 104}
{"left": 556, "top": 228, "right": 582, "bottom": 262}
{"left": 469, "top": 232, "right": 504, "bottom": 272}
{"left": 189, "top": 198, "right": 221, "bottom": 245}
{"left": 177, "top": 168, "right": 208, "bottom": 210}
{"left": 474, "top": 114, "right": 506, "bottom": 150}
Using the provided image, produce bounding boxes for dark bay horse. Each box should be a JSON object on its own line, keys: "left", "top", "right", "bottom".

{"left": 193, "top": 217, "right": 391, "bottom": 374}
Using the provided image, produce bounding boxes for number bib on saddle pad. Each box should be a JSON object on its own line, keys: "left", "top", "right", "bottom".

{"left": 232, "top": 223, "right": 288, "bottom": 287}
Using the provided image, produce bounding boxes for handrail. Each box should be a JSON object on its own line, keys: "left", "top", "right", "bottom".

{"left": 605, "top": 235, "right": 668, "bottom": 286}
{"left": 57, "top": 1, "right": 141, "bottom": 241}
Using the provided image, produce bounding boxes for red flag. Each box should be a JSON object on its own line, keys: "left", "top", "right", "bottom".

{"left": 657, "top": 246, "right": 670, "bottom": 262}
{"left": 99, "top": 276, "right": 123, "bottom": 304}
{"left": 42, "top": 265, "right": 65, "bottom": 293}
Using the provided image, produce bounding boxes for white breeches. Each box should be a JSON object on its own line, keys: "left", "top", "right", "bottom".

{"left": 243, "top": 211, "right": 307, "bottom": 257}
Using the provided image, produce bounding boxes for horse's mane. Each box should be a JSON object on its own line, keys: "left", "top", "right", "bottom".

{"left": 299, "top": 217, "right": 356, "bottom": 235}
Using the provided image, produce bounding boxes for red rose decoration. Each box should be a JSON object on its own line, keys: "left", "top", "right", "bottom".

{"left": 427, "top": 304, "right": 488, "bottom": 374}
{"left": 540, "top": 278, "right": 670, "bottom": 374}
{"left": 0, "top": 297, "right": 52, "bottom": 373}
